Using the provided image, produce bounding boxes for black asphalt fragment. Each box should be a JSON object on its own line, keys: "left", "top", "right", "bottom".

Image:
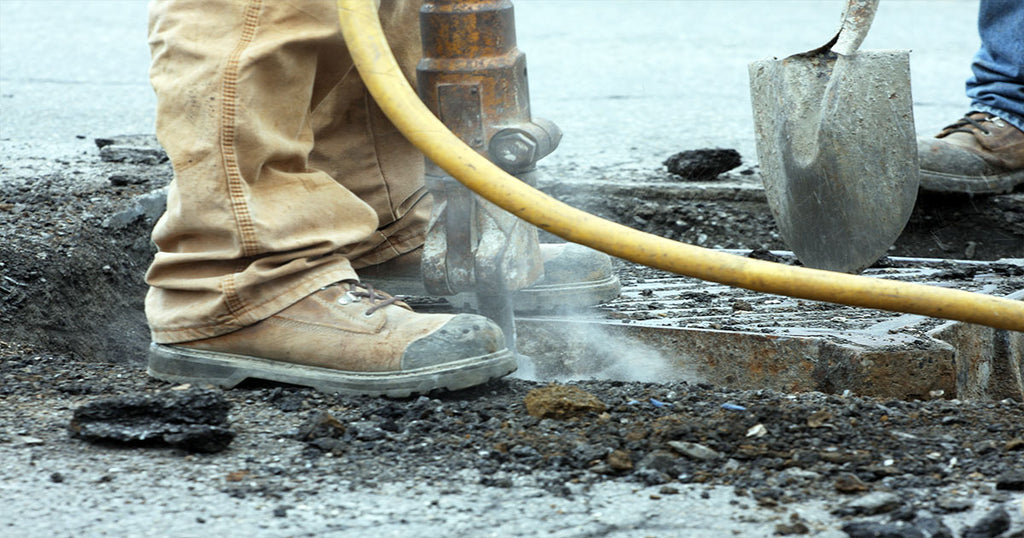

{"left": 69, "top": 388, "right": 235, "bottom": 453}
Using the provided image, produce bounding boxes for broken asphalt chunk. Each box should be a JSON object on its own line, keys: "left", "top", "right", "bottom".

{"left": 994, "top": 470, "right": 1024, "bottom": 491}
{"left": 94, "top": 134, "right": 168, "bottom": 165}
{"left": 663, "top": 148, "right": 741, "bottom": 181}
{"left": 69, "top": 388, "right": 234, "bottom": 453}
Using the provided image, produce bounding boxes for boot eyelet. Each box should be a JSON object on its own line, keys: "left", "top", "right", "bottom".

{"left": 338, "top": 291, "right": 360, "bottom": 306}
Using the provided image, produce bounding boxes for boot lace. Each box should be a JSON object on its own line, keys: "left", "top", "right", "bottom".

{"left": 337, "top": 281, "right": 401, "bottom": 315}
{"left": 943, "top": 113, "right": 1003, "bottom": 136}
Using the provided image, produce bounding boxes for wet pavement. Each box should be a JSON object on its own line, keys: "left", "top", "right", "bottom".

{"left": 517, "top": 256, "right": 1024, "bottom": 400}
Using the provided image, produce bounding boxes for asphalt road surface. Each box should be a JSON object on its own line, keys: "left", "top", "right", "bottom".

{"left": 1, "top": 0, "right": 978, "bottom": 174}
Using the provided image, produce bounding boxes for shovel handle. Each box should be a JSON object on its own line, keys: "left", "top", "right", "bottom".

{"left": 831, "top": 0, "right": 879, "bottom": 56}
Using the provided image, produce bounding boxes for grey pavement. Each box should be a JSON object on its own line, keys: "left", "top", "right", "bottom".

{"left": 0, "top": 444, "right": 845, "bottom": 538}
{"left": 516, "top": 0, "right": 979, "bottom": 175}
{"left": 1, "top": 0, "right": 980, "bottom": 174}
{"left": 0, "top": 0, "right": 154, "bottom": 161}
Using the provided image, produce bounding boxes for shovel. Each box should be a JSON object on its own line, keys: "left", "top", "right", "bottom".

{"left": 749, "top": 0, "right": 918, "bottom": 273}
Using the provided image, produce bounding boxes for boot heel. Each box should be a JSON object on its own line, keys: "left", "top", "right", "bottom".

{"left": 147, "top": 343, "right": 249, "bottom": 388}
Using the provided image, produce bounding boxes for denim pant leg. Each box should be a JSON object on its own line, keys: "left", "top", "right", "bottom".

{"left": 966, "top": 0, "right": 1024, "bottom": 132}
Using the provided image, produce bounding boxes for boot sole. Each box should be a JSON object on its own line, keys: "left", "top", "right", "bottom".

{"left": 147, "top": 343, "right": 517, "bottom": 398}
{"left": 920, "top": 169, "right": 1024, "bottom": 195}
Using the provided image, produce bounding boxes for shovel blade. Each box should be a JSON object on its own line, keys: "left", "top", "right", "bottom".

{"left": 749, "top": 49, "right": 918, "bottom": 273}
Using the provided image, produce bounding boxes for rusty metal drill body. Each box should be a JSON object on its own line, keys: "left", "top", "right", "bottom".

{"left": 417, "top": 0, "right": 560, "bottom": 346}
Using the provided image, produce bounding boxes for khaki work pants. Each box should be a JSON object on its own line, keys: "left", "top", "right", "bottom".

{"left": 146, "top": 0, "right": 427, "bottom": 343}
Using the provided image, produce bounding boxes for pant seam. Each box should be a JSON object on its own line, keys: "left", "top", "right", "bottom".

{"left": 220, "top": 0, "right": 263, "bottom": 259}
{"left": 365, "top": 90, "right": 398, "bottom": 222}
{"left": 222, "top": 271, "right": 246, "bottom": 318}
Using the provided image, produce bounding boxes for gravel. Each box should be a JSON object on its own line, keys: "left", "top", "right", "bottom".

{"left": 1, "top": 138, "right": 1022, "bottom": 536}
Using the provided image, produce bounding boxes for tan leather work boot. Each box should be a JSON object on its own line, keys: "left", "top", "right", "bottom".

{"left": 918, "top": 112, "right": 1024, "bottom": 194}
{"left": 147, "top": 282, "right": 515, "bottom": 397}
{"left": 358, "top": 243, "right": 621, "bottom": 312}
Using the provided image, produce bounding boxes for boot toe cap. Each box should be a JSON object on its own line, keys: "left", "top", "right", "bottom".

{"left": 401, "top": 314, "right": 506, "bottom": 370}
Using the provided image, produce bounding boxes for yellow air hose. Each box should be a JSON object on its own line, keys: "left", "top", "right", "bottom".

{"left": 336, "top": 0, "right": 1024, "bottom": 332}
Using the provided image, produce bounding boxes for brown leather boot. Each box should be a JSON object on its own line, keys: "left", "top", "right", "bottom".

{"left": 147, "top": 282, "right": 515, "bottom": 397}
{"left": 918, "top": 112, "right": 1024, "bottom": 194}
{"left": 358, "top": 243, "right": 621, "bottom": 312}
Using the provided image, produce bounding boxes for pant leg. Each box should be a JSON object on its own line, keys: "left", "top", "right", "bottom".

{"left": 308, "top": 1, "right": 431, "bottom": 270}
{"left": 967, "top": 0, "right": 1024, "bottom": 132}
{"left": 146, "top": 0, "right": 403, "bottom": 343}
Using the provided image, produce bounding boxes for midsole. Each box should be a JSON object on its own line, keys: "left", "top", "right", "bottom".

{"left": 147, "top": 343, "right": 517, "bottom": 396}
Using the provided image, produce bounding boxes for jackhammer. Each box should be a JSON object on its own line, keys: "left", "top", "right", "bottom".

{"left": 337, "top": 0, "right": 1024, "bottom": 332}
{"left": 417, "top": 0, "right": 561, "bottom": 349}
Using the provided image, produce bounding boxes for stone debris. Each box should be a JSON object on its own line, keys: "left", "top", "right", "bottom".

{"left": 294, "top": 410, "right": 346, "bottom": 442}
{"left": 667, "top": 440, "right": 720, "bottom": 461}
{"left": 935, "top": 495, "right": 973, "bottom": 513}
{"left": 839, "top": 492, "right": 902, "bottom": 516}
{"left": 962, "top": 506, "right": 1011, "bottom": 538}
{"left": 745, "top": 423, "right": 768, "bottom": 438}
{"left": 69, "top": 388, "right": 234, "bottom": 453}
{"left": 913, "top": 515, "right": 954, "bottom": 538}
{"left": 806, "top": 410, "right": 833, "bottom": 428}
{"left": 775, "top": 513, "right": 811, "bottom": 536}
{"left": 833, "top": 472, "right": 870, "bottom": 493}
{"left": 606, "top": 449, "right": 633, "bottom": 471}
{"left": 523, "top": 384, "right": 606, "bottom": 420}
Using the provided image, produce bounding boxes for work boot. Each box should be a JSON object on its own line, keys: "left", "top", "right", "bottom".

{"left": 918, "top": 112, "right": 1024, "bottom": 194}
{"left": 147, "top": 282, "right": 515, "bottom": 397}
{"left": 358, "top": 243, "right": 621, "bottom": 312}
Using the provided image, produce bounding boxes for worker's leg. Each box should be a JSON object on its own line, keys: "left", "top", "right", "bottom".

{"left": 144, "top": 0, "right": 514, "bottom": 395}
{"left": 308, "top": 0, "right": 430, "bottom": 270}
{"left": 918, "top": 0, "right": 1024, "bottom": 194}
{"left": 966, "top": 0, "right": 1024, "bottom": 132}
{"left": 146, "top": 0, "right": 377, "bottom": 342}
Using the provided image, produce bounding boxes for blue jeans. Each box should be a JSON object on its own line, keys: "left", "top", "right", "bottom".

{"left": 966, "top": 0, "right": 1024, "bottom": 132}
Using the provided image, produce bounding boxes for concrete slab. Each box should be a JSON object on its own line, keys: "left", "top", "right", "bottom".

{"left": 928, "top": 291, "right": 1024, "bottom": 401}
{"left": 516, "top": 255, "right": 1024, "bottom": 401}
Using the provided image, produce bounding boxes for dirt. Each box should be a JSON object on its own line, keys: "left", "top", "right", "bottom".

{"left": 1, "top": 139, "right": 1023, "bottom": 536}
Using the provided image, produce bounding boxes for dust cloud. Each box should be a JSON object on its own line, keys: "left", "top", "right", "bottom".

{"left": 513, "top": 319, "right": 706, "bottom": 384}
